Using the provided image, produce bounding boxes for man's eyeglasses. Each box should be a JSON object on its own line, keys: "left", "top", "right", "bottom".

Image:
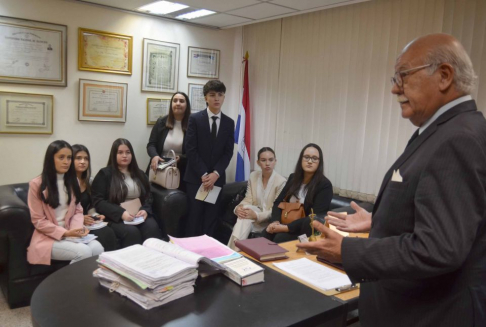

{"left": 302, "top": 155, "right": 320, "bottom": 163}
{"left": 390, "top": 64, "right": 432, "bottom": 88}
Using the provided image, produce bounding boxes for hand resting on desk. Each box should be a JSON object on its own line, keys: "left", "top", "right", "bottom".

{"left": 326, "top": 201, "right": 371, "bottom": 233}
{"left": 296, "top": 221, "right": 343, "bottom": 263}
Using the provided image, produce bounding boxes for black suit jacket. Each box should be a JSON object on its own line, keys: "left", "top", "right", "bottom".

{"left": 342, "top": 100, "right": 486, "bottom": 327}
{"left": 91, "top": 167, "right": 153, "bottom": 223}
{"left": 270, "top": 173, "right": 333, "bottom": 233}
{"left": 146, "top": 115, "right": 186, "bottom": 174}
{"left": 183, "top": 109, "right": 235, "bottom": 187}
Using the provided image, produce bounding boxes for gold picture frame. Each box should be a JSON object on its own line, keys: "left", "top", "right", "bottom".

{"left": 0, "top": 91, "right": 53, "bottom": 134}
{"left": 78, "top": 28, "right": 133, "bottom": 75}
{"left": 147, "top": 97, "right": 171, "bottom": 125}
{"left": 0, "top": 16, "right": 67, "bottom": 86}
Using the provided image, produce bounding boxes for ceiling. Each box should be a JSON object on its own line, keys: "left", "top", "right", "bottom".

{"left": 72, "top": 0, "right": 371, "bottom": 29}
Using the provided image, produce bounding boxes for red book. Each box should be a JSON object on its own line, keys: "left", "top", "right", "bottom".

{"left": 235, "top": 237, "right": 288, "bottom": 262}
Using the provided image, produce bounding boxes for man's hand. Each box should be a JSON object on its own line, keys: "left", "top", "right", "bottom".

{"left": 296, "top": 221, "right": 344, "bottom": 263}
{"left": 202, "top": 172, "right": 219, "bottom": 191}
{"left": 326, "top": 201, "right": 372, "bottom": 233}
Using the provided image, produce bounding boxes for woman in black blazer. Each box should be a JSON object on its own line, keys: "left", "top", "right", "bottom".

{"left": 263, "top": 143, "right": 333, "bottom": 243}
{"left": 92, "top": 138, "right": 167, "bottom": 248}
{"left": 146, "top": 92, "right": 191, "bottom": 191}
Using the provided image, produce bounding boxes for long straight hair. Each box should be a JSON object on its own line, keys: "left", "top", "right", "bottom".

{"left": 72, "top": 144, "right": 91, "bottom": 193}
{"left": 166, "top": 92, "right": 191, "bottom": 132}
{"left": 39, "top": 140, "right": 81, "bottom": 208}
{"left": 284, "top": 143, "right": 325, "bottom": 206}
{"left": 107, "top": 138, "right": 150, "bottom": 204}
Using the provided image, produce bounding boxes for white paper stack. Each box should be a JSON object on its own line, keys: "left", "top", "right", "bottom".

{"left": 64, "top": 234, "right": 98, "bottom": 244}
{"left": 86, "top": 222, "right": 108, "bottom": 230}
{"left": 95, "top": 244, "right": 199, "bottom": 309}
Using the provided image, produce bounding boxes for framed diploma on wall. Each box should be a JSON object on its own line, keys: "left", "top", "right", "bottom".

{"left": 147, "top": 97, "right": 171, "bottom": 125}
{"left": 78, "top": 79, "right": 127, "bottom": 123}
{"left": 0, "top": 16, "right": 67, "bottom": 86}
{"left": 0, "top": 91, "right": 53, "bottom": 134}
{"left": 187, "top": 47, "right": 220, "bottom": 78}
{"left": 78, "top": 28, "right": 133, "bottom": 75}
{"left": 142, "top": 39, "right": 180, "bottom": 93}
{"left": 188, "top": 83, "right": 206, "bottom": 112}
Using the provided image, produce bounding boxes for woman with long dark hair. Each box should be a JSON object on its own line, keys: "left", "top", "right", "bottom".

{"left": 92, "top": 138, "right": 167, "bottom": 248}
{"left": 262, "top": 143, "right": 333, "bottom": 243}
{"left": 72, "top": 144, "right": 117, "bottom": 251}
{"left": 146, "top": 92, "right": 191, "bottom": 190}
{"left": 27, "top": 140, "right": 104, "bottom": 265}
{"left": 227, "top": 147, "right": 286, "bottom": 249}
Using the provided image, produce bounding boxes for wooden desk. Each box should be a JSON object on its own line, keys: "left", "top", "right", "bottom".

{"left": 241, "top": 232, "right": 368, "bottom": 303}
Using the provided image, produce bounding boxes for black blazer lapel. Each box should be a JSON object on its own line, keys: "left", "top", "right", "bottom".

{"left": 373, "top": 100, "right": 476, "bottom": 215}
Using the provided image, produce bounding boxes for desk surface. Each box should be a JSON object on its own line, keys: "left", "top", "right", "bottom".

{"left": 31, "top": 256, "right": 346, "bottom": 327}
{"left": 251, "top": 240, "right": 360, "bottom": 302}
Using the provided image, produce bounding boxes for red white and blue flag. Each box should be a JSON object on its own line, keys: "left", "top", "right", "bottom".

{"left": 235, "top": 52, "right": 251, "bottom": 182}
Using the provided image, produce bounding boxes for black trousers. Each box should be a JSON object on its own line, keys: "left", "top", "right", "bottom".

{"left": 185, "top": 182, "right": 222, "bottom": 237}
{"left": 108, "top": 216, "right": 166, "bottom": 248}
{"left": 89, "top": 226, "right": 117, "bottom": 251}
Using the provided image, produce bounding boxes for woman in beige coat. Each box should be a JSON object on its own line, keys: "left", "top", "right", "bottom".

{"left": 228, "top": 147, "right": 286, "bottom": 250}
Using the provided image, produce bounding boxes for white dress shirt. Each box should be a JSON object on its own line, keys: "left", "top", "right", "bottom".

{"left": 419, "top": 95, "right": 473, "bottom": 134}
{"left": 207, "top": 107, "right": 221, "bottom": 136}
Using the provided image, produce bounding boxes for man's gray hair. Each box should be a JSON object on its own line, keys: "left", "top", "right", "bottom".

{"left": 424, "top": 42, "right": 477, "bottom": 94}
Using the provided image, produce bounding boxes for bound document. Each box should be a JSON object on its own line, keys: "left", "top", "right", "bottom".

{"left": 222, "top": 257, "right": 264, "bottom": 286}
{"left": 235, "top": 237, "right": 288, "bottom": 262}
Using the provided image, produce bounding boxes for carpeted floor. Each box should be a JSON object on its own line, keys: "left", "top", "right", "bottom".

{"left": 0, "top": 292, "right": 32, "bottom": 327}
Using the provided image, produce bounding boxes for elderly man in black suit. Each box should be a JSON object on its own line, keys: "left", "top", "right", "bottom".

{"left": 184, "top": 80, "right": 235, "bottom": 237}
{"left": 298, "top": 33, "right": 486, "bottom": 327}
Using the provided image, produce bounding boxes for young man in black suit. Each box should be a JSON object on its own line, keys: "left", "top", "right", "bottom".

{"left": 184, "top": 80, "right": 235, "bottom": 237}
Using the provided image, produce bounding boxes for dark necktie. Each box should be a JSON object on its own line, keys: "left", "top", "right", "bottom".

{"left": 406, "top": 129, "right": 419, "bottom": 148}
{"left": 211, "top": 116, "right": 218, "bottom": 141}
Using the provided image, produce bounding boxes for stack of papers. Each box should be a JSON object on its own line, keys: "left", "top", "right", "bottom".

{"left": 86, "top": 222, "right": 108, "bottom": 230}
{"left": 273, "top": 258, "right": 352, "bottom": 291}
{"left": 123, "top": 217, "right": 144, "bottom": 225}
{"left": 94, "top": 238, "right": 230, "bottom": 309}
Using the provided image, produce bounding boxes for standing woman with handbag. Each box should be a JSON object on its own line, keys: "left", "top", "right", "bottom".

{"left": 27, "top": 140, "right": 104, "bottom": 265}
{"left": 262, "top": 143, "right": 333, "bottom": 243}
{"left": 72, "top": 144, "right": 118, "bottom": 251}
{"left": 92, "top": 138, "right": 168, "bottom": 248}
{"left": 146, "top": 92, "right": 191, "bottom": 191}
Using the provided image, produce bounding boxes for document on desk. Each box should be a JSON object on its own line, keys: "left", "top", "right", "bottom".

{"left": 273, "top": 258, "right": 352, "bottom": 291}
{"left": 195, "top": 184, "right": 221, "bottom": 204}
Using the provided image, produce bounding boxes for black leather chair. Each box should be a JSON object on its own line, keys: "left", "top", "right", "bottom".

{"left": 0, "top": 183, "right": 69, "bottom": 309}
{"left": 0, "top": 182, "right": 189, "bottom": 309}
{"left": 150, "top": 184, "right": 188, "bottom": 237}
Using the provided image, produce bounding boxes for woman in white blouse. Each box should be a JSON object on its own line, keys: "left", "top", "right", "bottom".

{"left": 228, "top": 147, "right": 286, "bottom": 250}
{"left": 146, "top": 92, "right": 191, "bottom": 190}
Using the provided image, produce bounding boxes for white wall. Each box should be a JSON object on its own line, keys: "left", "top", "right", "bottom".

{"left": 0, "top": 0, "right": 242, "bottom": 185}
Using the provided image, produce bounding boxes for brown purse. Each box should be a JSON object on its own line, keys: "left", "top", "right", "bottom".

{"left": 278, "top": 201, "right": 305, "bottom": 225}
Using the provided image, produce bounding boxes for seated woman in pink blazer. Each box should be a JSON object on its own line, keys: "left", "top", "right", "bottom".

{"left": 27, "top": 140, "right": 104, "bottom": 265}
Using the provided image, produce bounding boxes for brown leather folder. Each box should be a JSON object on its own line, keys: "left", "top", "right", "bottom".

{"left": 235, "top": 237, "right": 288, "bottom": 262}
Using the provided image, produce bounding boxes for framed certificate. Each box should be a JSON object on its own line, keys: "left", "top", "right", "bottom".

{"left": 147, "top": 97, "right": 171, "bottom": 125}
{"left": 0, "top": 16, "right": 67, "bottom": 86}
{"left": 142, "top": 39, "right": 180, "bottom": 93}
{"left": 187, "top": 47, "right": 220, "bottom": 78}
{"left": 78, "top": 28, "right": 133, "bottom": 75}
{"left": 188, "top": 83, "right": 206, "bottom": 112}
{"left": 0, "top": 91, "right": 53, "bottom": 134}
{"left": 79, "top": 79, "right": 127, "bottom": 123}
